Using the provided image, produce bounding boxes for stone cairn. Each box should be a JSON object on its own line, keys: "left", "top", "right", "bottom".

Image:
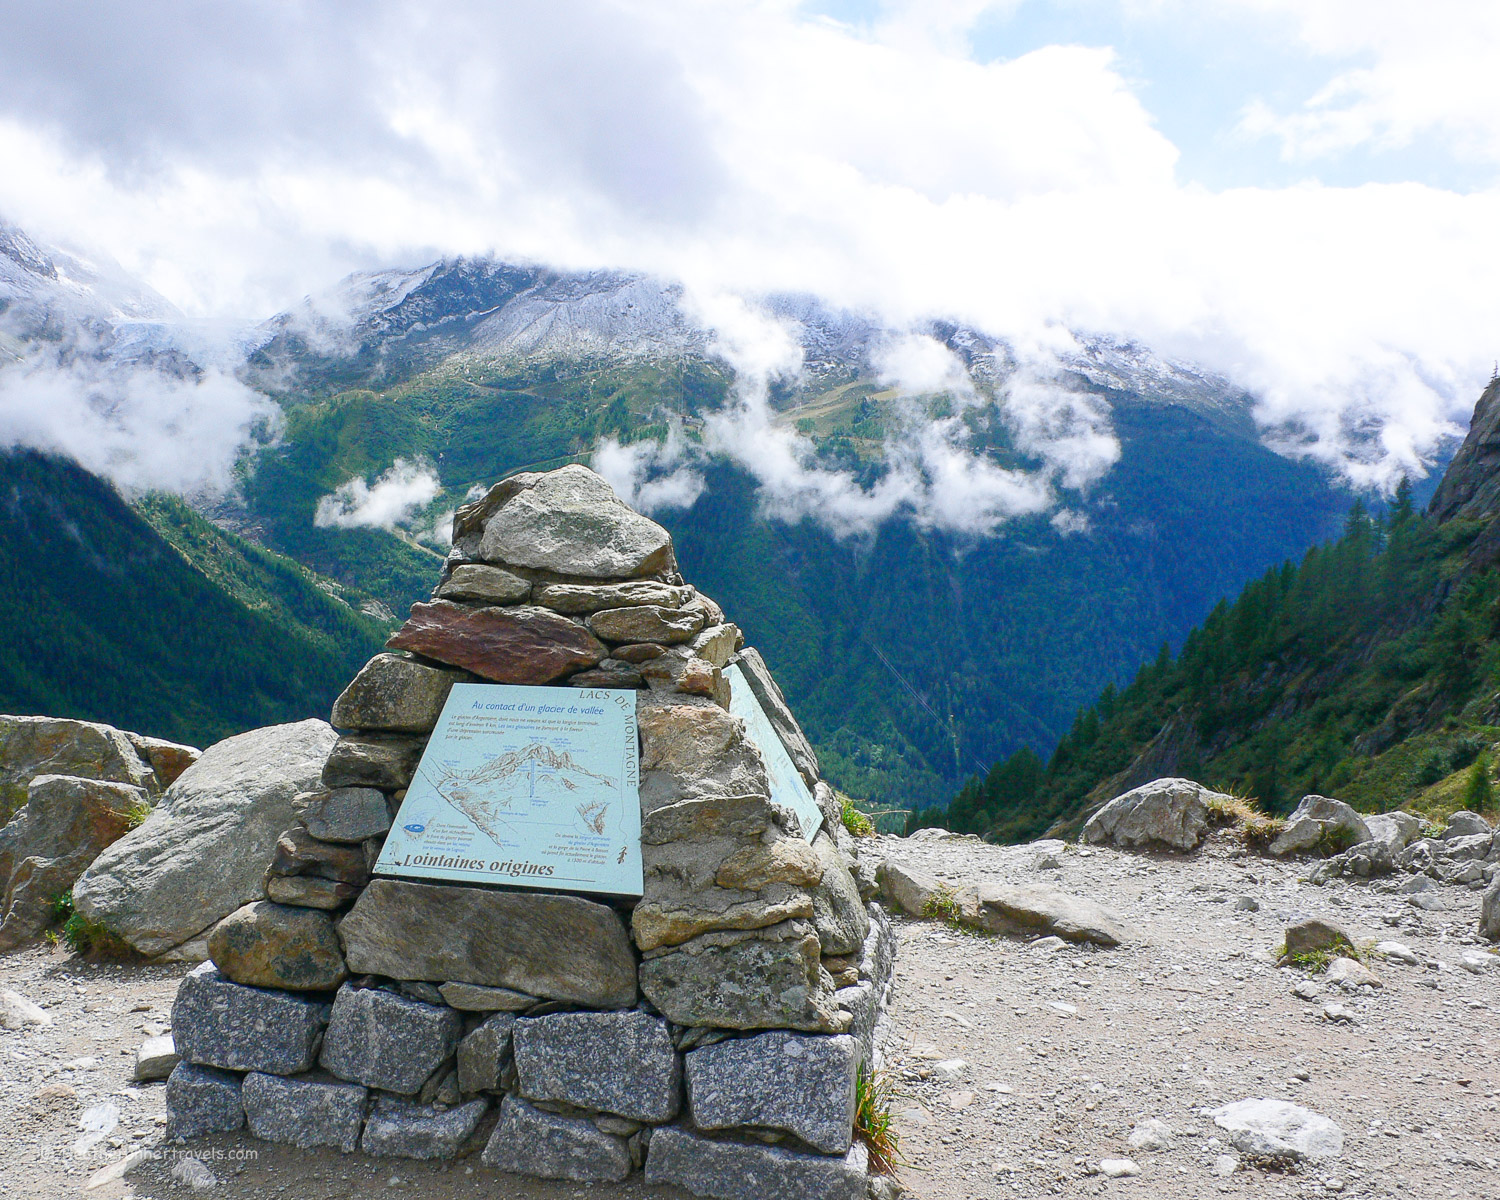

{"left": 162, "top": 465, "right": 896, "bottom": 1200}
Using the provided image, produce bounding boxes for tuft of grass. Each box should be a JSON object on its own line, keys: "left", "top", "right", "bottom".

{"left": 921, "top": 884, "right": 966, "bottom": 930}
{"left": 1283, "top": 946, "right": 1339, "bottom": 973}
{"left": 48, "top": 892, "right": 135, "bottom": 959}
{"left": 123, "top": 796, "right": 154, "bottom": 831}
{"left": 1205, "top": 790, "right": 1285, "bottom": 851}
{"left": 840, "top": 796, "right": 877, "bottom": 839}
{"left": 854, "top": 1065, "right": 902, "bottom": 1176}
{"left": 1314, "top": 824, "right": 1359, "bottom": 858}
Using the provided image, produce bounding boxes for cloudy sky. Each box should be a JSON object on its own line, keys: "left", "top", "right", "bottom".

{"left": 2, "top": 0, "right": 1499, "bottom": 501}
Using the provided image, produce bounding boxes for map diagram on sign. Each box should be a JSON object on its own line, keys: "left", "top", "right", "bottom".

{"left": 374, "top": 682, "right": 643, "bottom": 897}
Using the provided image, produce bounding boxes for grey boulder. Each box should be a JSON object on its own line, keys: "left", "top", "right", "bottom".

{"left": 1270, "top": 796, "right": 1371, "bottom": 857}
{"left": 475, "top": 465, "right": 676, "bottom": 580}
{"left": 164, "top": 1063, "right": 244, "bottom": 1140}
{"left": 299, "top": 787, "right": 392, "bottom": 844}
{"left": 1282, "top": 917, "right": 1356, "bottom": 961}
{"left": 456, "top": 1011, "right": 517, "bottom": 1094}
{"left": 361, "top": 1096, "right": 488, "bottom": 1160}
{"left": 809, "top": 830, "right": 869, "bottom": 956}
{"left": 685, "top": 1030, "right": 857, "bottom": 1153}
{"left": 1444, "top": 810, "right": 1494, "bottom": 839}
{"left": 171, "top": 963, "right": 329, "bottom": 1074}
{"left": 645, "top": 1124, "right": 868, "bottom": 1200}
{"left": 319, "top": 984, "right": 463, "bottom": 1095}
{"left": 482, "top": 1094, "right": 632, "bottom": 1183}
{"left": 206, "top": 901, "right": 348, "bottom": 991}
{"left": 242, "top": 1072, "right": 366, "bottom": 1152}
{"left": 1081, "top": 778, "right": 1222, "bottom": 852}
{"left": 133, "top": 1034, "right": 179, "bottom": 1082}
{"left": 0, "top": 713, "right": 158, "bottom": 821}
{"left": 73, "top": 719, "right": 338, "bottom": 956}
{"left": 1481, "top": 876, "right": 1500, "bottom": 940}
{"left": 513, "top": 1010, "right": 680, "bottom": 1122}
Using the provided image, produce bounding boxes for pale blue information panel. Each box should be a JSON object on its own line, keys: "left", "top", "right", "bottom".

{"left": 374, "top": 683, "right": 643, "bottom": 897}
{"left": 725, "top": 664, "right": 823, "bottom": 842}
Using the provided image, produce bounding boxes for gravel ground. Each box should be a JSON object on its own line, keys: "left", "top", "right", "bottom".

{"left": 876, "top": 830, "right": 1500, "bottom": 1200}
{"left": 1, "top": 831, "right": 1496, "bottom": 1199}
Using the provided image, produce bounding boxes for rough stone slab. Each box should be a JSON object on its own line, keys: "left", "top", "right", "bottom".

{"left": 874, "top": 861, "right": 940, "bottom": 917}
{"left": 534, "top": 581, "right": 693, "bottom": 614}
{"left": 1270, "top": 796, "right": 1371, "bottom": 857}
{"left": 457, "top": 1012, "right": 517, "bottom": 1094}
{"left": 387, "top": 600, "right": 606, "bottom": 685}
{"left": 645, "top": 1124, "right": 868, "bottom": 1200}
{"left": 340, "top": 879, "right": 637, "bottom": 1009}
{"left": 1483, "top": 876, "right": 1500, "bottom": 940}
{"left": 264, "top": 874, "right": 361, "bottom": 910}
{"left": 269, "top": 827, "right": 370, "bottom": 885}
{"left": 0, "top": 713, "right": 157, "bottom": 819}
{"left": 589, "top": 605, "right": 706, "bottom": 645}
{"left": 1081, "top": 777, "right": 1222, "bottom": 852}
{"left": 133, "top": 1034, "right": 179, "bottom": 1082}
{"left": 331, "top": 653, "right": 467, "bottom": 734}
{"left": 206, "top": 901, "right": 348, "bottom": 991}
{"left": 690, "top": 624, "right": 741, "bottom": 670}
{"left": 172, "top": 962, "right": 328, "bottom": 1074}
{"left": 320, "top": 735, "right": 425, "bottom": 791}
{"left": 0, "top": 774, "right": 147, "bottom": 951}
{"left": 637, "top": 702, "right": 771, "bottom": 811}
{"left": 319, "top": 984, "right": 463, "bottom": 1094}
{"left": 835, "top": 982, "right": 878, "bottom": 1069}
{"left": 686, "top": 1030, "right": 856, "bottom": 1153}
{"left": 164, "top": 1063, "right": 244, "bottom": 1139}
{"left": 73, "top": 719, "right": 338, "bottom": 957}
{"left": 436, "top": 563, "right": 532, "bottom": 605}
{"left": 439, "top": 981, "right": 537, "bottom": 1011}
{"left": 482, "top": 1095, "right": 631, "bottom": 1183}
{"left": 242, "top": 1071, "right": 366, "bottom": 1152}
{"left": 639, "top": 923, "right": 846, "bottom": 1032}
{"left": 513, "top": 1010, "right": 680, "bottom": 1122}
{"left": 299, "top": 787, "right": 391, "bottom": 843}
{"left": 361, "top": 1096, "right": 488, "bottom": 1160}
{"left": 568, "top": 664, "right": 645, "bottom": 689}
{"left": 1443, "top": 810, "right": 1492, "bottom": 838}
{"left": 977, "top": 884, "right": 1128, "bottom": 947}
{"left": 729, "top": 647, "right": 820, "bottom": 787}
{"left": 475, "top": 464, "right": 676, "bottom": 580}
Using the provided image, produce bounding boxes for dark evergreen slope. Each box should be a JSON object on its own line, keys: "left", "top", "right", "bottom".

{"left": 914, "top": 380, "right": 1500, "bottom": 841}
{"left": 0, "top": 450, "right": 386, "bottom": 747}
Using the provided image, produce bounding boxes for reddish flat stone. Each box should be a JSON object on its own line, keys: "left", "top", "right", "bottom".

{"left": 387, "top": 601, "right": 606, "bottom": 684}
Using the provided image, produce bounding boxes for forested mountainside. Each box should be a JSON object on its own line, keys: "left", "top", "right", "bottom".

{"left": 912, "top": 379, "right": 1500, "bottom": 842}
{"left": 222, "top": 258, "right": 1352, "bottom": 811}
{"left": 0, "top": 450, "right": 386, "bottom": 746}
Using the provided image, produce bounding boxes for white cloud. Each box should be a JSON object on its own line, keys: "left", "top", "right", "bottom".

{"left": 0, "top": 356, "right": 278, "bottom": 497}
{"left": 0, "top": 0, "right": 1496, "bottom": 509}
{"left": 313, "top": 458, "right": 441, "bottom": 530}
{"left": 593, "top": 426, "right": 706, "bottom": 514}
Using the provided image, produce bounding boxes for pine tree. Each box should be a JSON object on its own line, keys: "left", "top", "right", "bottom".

{"left": 1461, "top": 751, "right": 1494, "bottom": 813}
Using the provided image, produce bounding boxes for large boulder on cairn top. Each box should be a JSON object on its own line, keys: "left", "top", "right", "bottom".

{"left": 0, "top": 775, "right": 147, "bottom": 950}
{"left": 458, "top": 464, "right": 676, "bottom": 579}
{"left": 0, "top": 713, "right": 161, "bottom": 822}
{"left": 73, "top": 720, "right": 338, "bottom": 957}
{"left": 339, "top": 878, "right": 637, "bottom": 1009}
{"left": 1270, "top": 795, "right": 1371, "bottom": 857}
{"left": 1082, "top": 777, "right": 1226, "bottom": 852}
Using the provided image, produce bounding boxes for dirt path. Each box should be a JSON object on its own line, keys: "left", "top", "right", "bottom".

{"left": 2, "top": 832, "right": 1496, "bottom": 1198}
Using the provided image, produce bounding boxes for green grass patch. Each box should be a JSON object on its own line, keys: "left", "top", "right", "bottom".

{"left": 46, "top": 891, "right": 136, "bottom": 959}
{"left": 854, "top": 1065, "right": 902, "bottom": 1176}
{"left": 840, "top": 796, "right": 877, "bottom": 839}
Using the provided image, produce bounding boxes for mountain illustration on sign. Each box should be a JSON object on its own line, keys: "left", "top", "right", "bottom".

{"left": 418, "top": 742, "right": 619, "bottom": 850}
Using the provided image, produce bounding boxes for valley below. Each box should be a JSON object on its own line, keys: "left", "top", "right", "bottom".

{"left": 4, "top": 830, "right": 1495, "bottom": 1200}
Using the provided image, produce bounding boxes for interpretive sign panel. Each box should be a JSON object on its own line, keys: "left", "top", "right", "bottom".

{"left": 374, "top": 682, "right": 642, "bottom": 897}
{"left": 725, "top": 663, "right": 823, "bottom": 842}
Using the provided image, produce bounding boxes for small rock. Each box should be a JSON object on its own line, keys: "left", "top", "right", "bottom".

{"left": 1322, "top": 1003, "right": 1357, "bottom": 1024}
{"left": 1047, "top": 1001, "right": 1079, "bottom": 1017}
{"left": 133, "top": 1035, "right": 179, "bottom": 1082}
{"left": 171, "top": 1156, "right": 218, "bottom": 1190}
{"left": 1324, "top": 957, "right": 1381, "bottom": 990}
{"left": 207, "top": 901, "right": 348, "bottom": 991}
{"left": 1029, "top": 936, "right": 1067, "bottom": 951}
{"left": 1128, "top": 1118, "right": 1174, "bottom": 1152}
{"left": 933, "top": 1059, "right": 968, "bottom": 1080}
{"left": 362, "top": 1096, "right": 490, "bottom": 1160}
{"left": 1374, "top": 941, "right": 1419, "bottom": 965}
{"left": 74, "top": 1101, "right": 120, "bottom": 1156}
{"left": 1458, "top": 951, "right": 1496, "bottom": 974}
{"left": 1099, "top": 1158, "right": 1140, "bottom": 1177}
{"left": 1211, "top": 1099, "right": 1343, "bottom": 1163}
{"left": 438, "top": 981, "right": 538, "bottom": 1011}
{"left": 0, "top": 988, "right": 51, "bottom": 1029}
{"left": 85, "top": 1148, "right": 155, "bottom": 1190}
{"left": 1281, "top": 917, "right": 1356, "bottom": 961}
{"left": 1211, "top": 1154, "right": 1238, "bottom": 1177}
{"left": 1233, "top": 896, "right": 1260, "bottom": 912}
{"left": 1292, "top": 980, "right": 1322, "bottom": 1000}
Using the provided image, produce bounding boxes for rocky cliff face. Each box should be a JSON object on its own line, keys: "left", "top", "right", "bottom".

{"left": 1429, "top": 378, "right": 1500, "bottom": 524}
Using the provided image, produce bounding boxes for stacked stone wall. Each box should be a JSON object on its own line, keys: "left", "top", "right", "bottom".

{"left": 163, "top": 466, "right": 896, "bottom": 1200}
